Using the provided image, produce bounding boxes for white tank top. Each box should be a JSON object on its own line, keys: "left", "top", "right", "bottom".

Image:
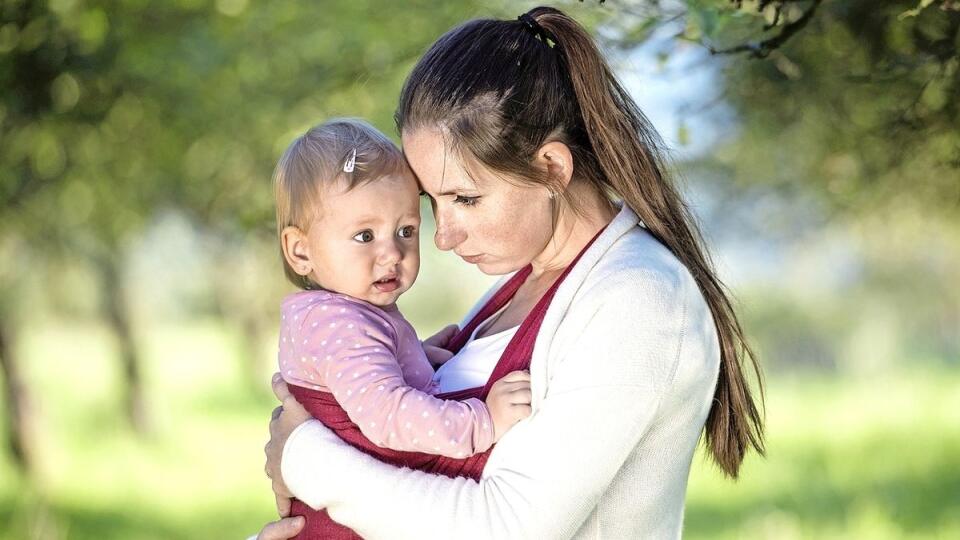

{"left": 432, "top": 306, "right": 519, "bottom": 393}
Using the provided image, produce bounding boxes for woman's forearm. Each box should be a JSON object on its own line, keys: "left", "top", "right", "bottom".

{"left": 283, "top": 420, "right": 498, "bottom": 539}
{"left": 281, "top": 277, "right": 691, "bottom": 539}
{"left": 283, "top": 380, "right": 662, "bottom": 539}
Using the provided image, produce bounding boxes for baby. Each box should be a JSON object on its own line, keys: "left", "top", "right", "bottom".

{"left": 273, "top": 118, "right": 528, "bottom": 466}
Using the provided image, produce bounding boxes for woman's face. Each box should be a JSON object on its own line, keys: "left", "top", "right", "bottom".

{"left": 402, "top": 128, "right": 554, "bottom": 275}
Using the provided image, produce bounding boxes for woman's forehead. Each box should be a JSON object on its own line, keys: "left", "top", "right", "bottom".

{"left": 402, "top": 129, "right": 482, "bottom": 193}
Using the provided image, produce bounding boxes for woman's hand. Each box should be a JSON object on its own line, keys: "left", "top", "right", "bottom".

{"left": 263, "top": 373, "right": 314, "bottom": 516}
{"left": 422, "top": 323, "right": 459, "bottom": 367}
{"left": 253, "top": 516, "right": 305, "bottom": 540}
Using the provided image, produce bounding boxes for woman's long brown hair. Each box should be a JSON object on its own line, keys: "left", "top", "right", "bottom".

{"left": 396, "top": 6, "right": 764, "bottom": 478}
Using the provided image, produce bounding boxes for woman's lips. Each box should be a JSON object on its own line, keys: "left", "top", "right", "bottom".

{"left": 460, "top": 254, "right": 483, "bottom": 264}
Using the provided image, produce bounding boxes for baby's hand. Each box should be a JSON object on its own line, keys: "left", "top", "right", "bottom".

{"left": 485, "top": 370, "right": 532, "bottom": 442}
{"left": 423, "top": 324, "right": 459, "bottom": 349}
{"left": 422, "top": 324, "right": 459, "bottom": 367}
{"left": 424, "top": 343, "right": 454, "bottom": 367}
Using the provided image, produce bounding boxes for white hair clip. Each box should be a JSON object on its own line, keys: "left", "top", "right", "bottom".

{"left": 343, "top": 148, "right": 357, "bottom": 173}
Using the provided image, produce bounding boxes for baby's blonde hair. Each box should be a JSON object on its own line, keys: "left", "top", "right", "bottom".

{"left": 273, "top": 118, "right": 408, "bottom": 289}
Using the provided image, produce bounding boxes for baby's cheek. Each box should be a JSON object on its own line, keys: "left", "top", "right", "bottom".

{"left": 405, "top": 251, "right": 421, "bottom": 279}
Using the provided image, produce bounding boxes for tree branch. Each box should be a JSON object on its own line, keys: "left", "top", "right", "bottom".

{"left": 708, "top": 0, "right": 823, "bottom": 59}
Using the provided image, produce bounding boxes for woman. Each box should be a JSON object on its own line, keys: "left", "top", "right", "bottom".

{"left": 258, "top": 6, "right": 764, "bottom": 539}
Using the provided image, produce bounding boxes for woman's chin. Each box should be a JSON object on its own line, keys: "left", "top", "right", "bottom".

{"left": 475, "top": 260, "right": 522, "bottom": 276}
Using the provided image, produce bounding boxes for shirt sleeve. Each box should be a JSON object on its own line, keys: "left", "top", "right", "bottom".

{"left": 281, "top": 272, "right": 708, "bottom": 539}
{"left": 298, "top": 302, "right": 495, "bottom": 458}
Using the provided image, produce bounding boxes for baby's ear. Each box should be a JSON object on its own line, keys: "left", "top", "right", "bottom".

{"left": 280, "top": 226, "right": 312, "bottom": 276}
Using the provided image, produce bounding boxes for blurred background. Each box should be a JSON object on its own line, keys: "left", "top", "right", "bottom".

{"left": 1, "top": 0, "right": 958, "bottom": 538}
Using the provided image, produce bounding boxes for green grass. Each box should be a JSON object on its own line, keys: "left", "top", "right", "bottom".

{"left": 684, "top": 371, "right": 960, "bottom": 539}
{"left": 1, "top": 321, "right": 957, "bottom": 539}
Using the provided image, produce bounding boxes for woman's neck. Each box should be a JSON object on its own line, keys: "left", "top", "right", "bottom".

{"left": 529, "top": 186, "right": 617, "bottom": 280}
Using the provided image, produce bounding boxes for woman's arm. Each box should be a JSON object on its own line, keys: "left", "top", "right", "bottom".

{"left": 276, "top": 274, "right": 695, "bottom": 539}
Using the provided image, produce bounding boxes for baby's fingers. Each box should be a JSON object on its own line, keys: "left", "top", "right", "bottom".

{"left": 495, "top": 379, "right": 531, "bottom": 394}
{"left": 500, "top": 370, "right": 530, "bottom": 383}
{"left": 513, "top": 404, "right": 532, "bottom": 418}
{"left": 507, "top": 387, "right": 533, "bottom": 405}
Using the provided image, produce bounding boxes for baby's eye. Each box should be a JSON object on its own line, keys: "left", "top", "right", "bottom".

{"left": 397, "top": 225, "right": 417, "bottom": 239}
{"left": 353, "top": 230, "right": 374, "bottom": 243}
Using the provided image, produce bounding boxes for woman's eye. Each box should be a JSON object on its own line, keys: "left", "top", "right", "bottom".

{"left": 353, "top": 230, "right": 374, "bottom": 243}
{"left": 397, "top": 225, "right": 417, "bottom": 239}
{"left": 453, "top": 195, "right": 479, "bottom": 206}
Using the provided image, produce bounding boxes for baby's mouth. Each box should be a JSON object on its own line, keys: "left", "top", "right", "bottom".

{"left": 373, "top": 275, "right": 400, "bottom": 293}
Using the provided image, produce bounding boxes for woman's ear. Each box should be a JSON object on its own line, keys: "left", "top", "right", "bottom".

{"left": 280, "top": 226, "right": 313, "bottom": 277}
{"left": 535, "top": 141, "right": 574, "bottom": 193}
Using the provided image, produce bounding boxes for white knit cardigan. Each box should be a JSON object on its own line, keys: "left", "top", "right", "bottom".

{"left": 281, "top": 204, "right": 721, "bottom": 539}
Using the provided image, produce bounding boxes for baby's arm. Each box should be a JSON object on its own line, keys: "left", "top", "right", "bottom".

{"left": 301, "top": 307, "right": 496, "bottom": 458}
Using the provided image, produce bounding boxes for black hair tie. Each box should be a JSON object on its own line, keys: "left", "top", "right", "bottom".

{"left": 518, "top": 13, "right": 555, "bottom": 48}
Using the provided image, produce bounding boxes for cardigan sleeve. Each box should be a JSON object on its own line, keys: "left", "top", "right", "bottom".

{"left": 281, "top": 269, "right": 701, "bottom": 539}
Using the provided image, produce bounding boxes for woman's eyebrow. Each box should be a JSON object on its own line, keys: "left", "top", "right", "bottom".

{"left": 435, "top": 186, "right": 477, "bottom": 196}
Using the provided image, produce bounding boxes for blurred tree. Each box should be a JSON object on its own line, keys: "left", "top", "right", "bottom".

{"left": 702, "top": 0, "right": 959, "bottom": 362}
{"left": 1, "top": 0, "right": 518, "bottom": 470}
{"left": 602, "top": 0, "right": 960, "bottom": 365}
{"left": 0, "top": 239, "right": 34, "bottom": 474}
{"left": 600, "top": 0, "right": 959, "bottom": 213}
{"left": 3, "top": 0, "right": 956, "bottom": 473}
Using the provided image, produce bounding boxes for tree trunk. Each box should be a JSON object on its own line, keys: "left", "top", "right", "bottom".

{"left": 207, "top": 239, "right": 274, "bottom": 396}
{"left": 98, "top": 257, "right": 149, "bottom": 434}
{"left": 212, "top": 276, "right": 270, "bottom": 395}
{"left": 0, "top": 316, "right": 34, "bottom": 474}
{"left": 239, "top": 311, "right": 268, "bottom": 394}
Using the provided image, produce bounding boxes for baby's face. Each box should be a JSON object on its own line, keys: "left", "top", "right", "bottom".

{"left": 305, "top": 171, "right": 421, "bottom": 307}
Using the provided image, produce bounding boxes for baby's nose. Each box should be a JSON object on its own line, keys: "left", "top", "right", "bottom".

{"left": 378, "top": 241, "right": 403, "bottom": 265}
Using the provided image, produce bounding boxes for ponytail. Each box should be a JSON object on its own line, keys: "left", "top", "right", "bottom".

{"left": 533, "top": 7, "right": 764, "bottom": 477}
{"left": 398, "top": 6, "right": 764, "bottom": 478}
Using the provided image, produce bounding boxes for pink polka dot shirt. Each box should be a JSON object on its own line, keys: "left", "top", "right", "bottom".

{"left": 278, "top": 290, "right": 495, "bottom": 458}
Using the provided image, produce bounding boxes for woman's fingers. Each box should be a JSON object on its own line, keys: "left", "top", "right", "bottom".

{"left": 276, "top": 492, "right": 292, "bottom": 517}
{"left": 256, "top": 516, "right": 305, "bottom": 540}
{"left": 271, "top": 474, "right": 293, "bottom": 500}
{"left": 272, "top": 376, "right": 311, "bottom": 423}
{"left": 264, "top": 379, "right": 315, "bottom": 503}
{"left": 272, "top": 372, "right": 293, "bottom": 402}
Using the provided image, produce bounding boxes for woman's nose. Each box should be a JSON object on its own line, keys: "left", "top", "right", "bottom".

{"left": 433, "top": 212, "right": 464, "bottom": 251}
